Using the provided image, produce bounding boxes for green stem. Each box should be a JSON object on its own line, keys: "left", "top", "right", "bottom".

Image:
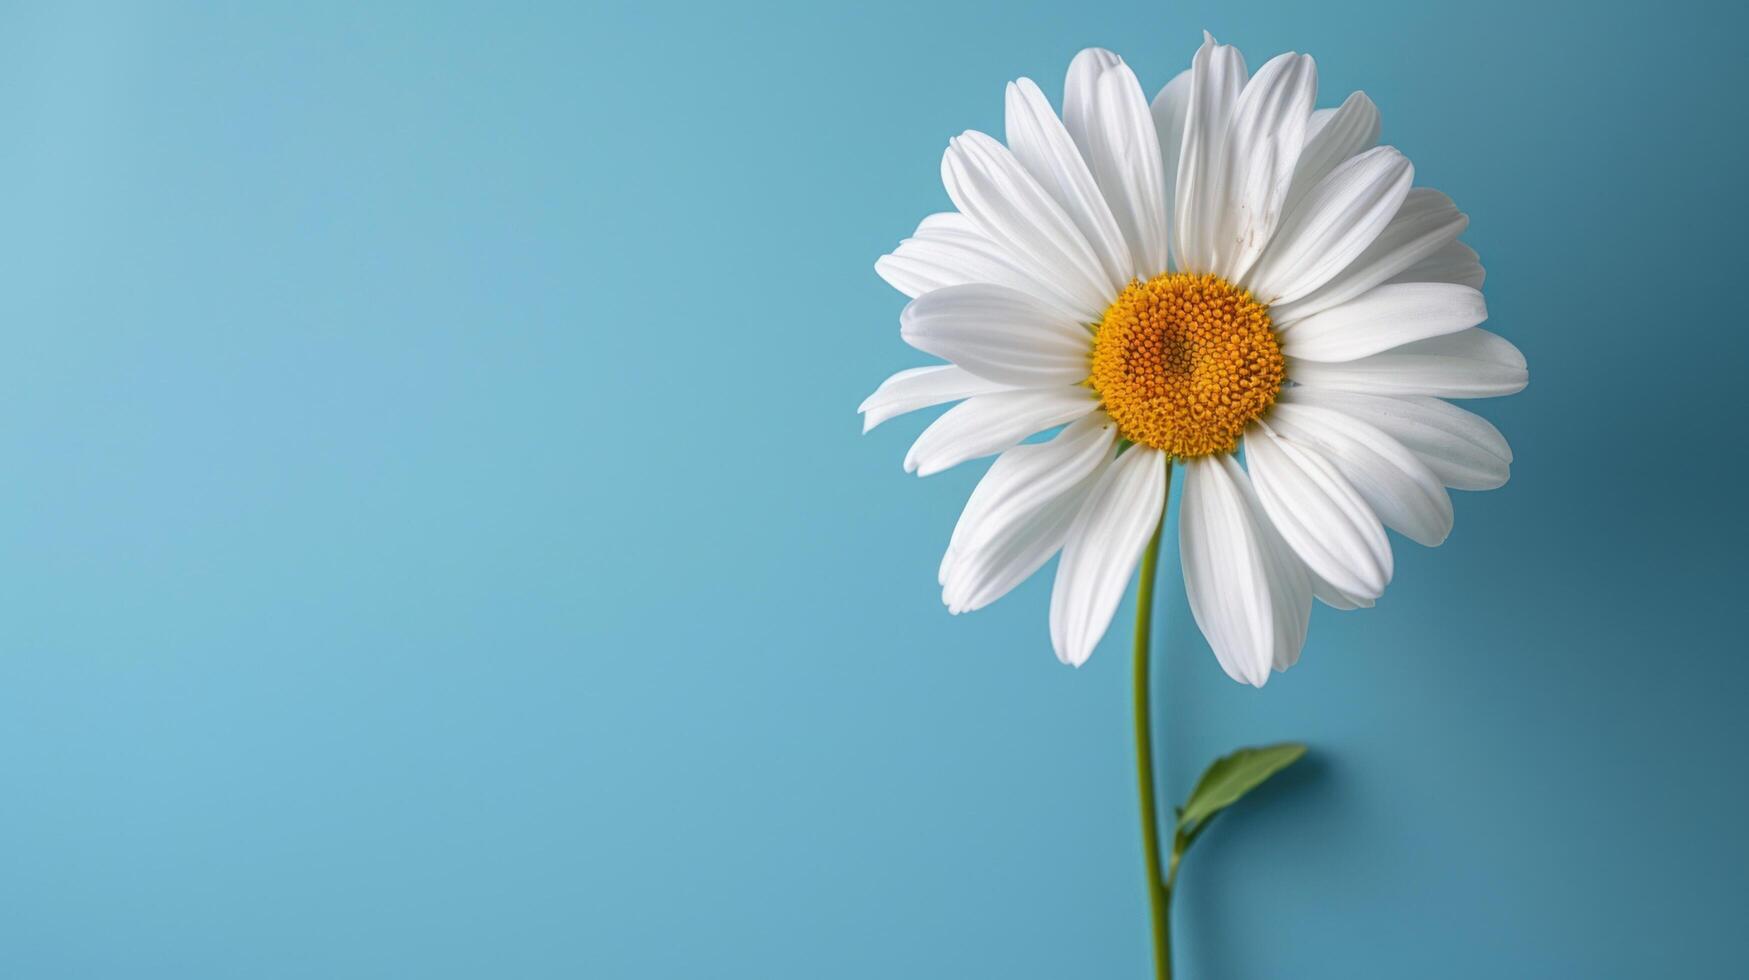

{"left": 1133, "top": 470, "right": 1173, "bottom": 980}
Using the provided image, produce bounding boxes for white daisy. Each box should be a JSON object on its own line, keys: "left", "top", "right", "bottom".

{"left": 861, "top": 35, "right": 1526, "bottom": 684}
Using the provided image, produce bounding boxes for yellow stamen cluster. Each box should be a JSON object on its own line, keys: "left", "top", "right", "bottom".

{"left": 1089, "top": 272, "right": 1283, "bottom": 458}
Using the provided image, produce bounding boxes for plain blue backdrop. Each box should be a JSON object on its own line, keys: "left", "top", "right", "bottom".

{"left": 0, "top": 1, "right": 1743, "bottom": 977}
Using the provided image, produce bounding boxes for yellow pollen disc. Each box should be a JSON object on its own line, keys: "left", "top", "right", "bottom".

{"left": 1088, "top": 272, "right": 1284, "bottom": 458}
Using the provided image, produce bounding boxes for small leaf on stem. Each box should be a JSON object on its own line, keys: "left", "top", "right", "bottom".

{"left": 1176, "top": 743, "right": 1307, "bottom": 837}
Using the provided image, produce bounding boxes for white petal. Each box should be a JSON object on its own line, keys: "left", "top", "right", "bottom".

{"left": 916, "top": 212, "right": 972, "bottom": 235}
{"left": 1309, "top": 569, "right": 1372, "bottom": 610}
{"left": 1283, "top": 92, "right": 1379, "bottom": 217}
{"left": 1004, "top": 78, "right": 1132, "bottom": 293}
{"left": 1172, "top": 33, "right": 1248, "bottom": 274}
{"left": 946, "top": 488, "right": 1087, "bottom": 617}
{"left": 1287, "top": 327, "right": 1528, "bottom": 399}
{"left": 1062, "top": 48, "right": 1125, "bottom": 155}
{"left": 1244, "top": 145, "right": 1413, "bottom": 305}
{"left": 1267, "top": 401, "right": 1453, "bottom": 547}
{"left": 1245, "top": 426, "right": 1393, "bottom": 601}
{"left": 1049, "top": 447, "right": 1167, "bottom": 667}
{"left": 1080, "top": 60, "right": 1172, "bottom": 278}
{"left": 1211, "top": 52, "right": 1318, "bottom": 282}
{"left": 1149, "top": 69, "right": 1192, "bottom": 240}
{"left": 858, "top": 364, "right": 1015, "bottom": 433}
{"left": 939, "top": 413, "right": 1119, "bottom": 612}
{"left": 1281, "top": 387, "right": 1511, "bottom": 490}
{"left": 1272, "top": 188, "right": 1469, "bottom": 324}
{"left": 1387, "top": 238, "right": 1486, "bottom": 290}
{"left": 945, "top": 411, "right": 1117, "bottom": 566}
{"left": 941, "top": 131, "right": 1116, "bottom": 320}
{"left": 1254, "top": 490, "right": 1315, "bottom": 672}
{"left": 900, "top": 283, "right": 1094, "bottom": 387}
{"left": 904, "top": 387, "right": 1098, "bottom": 476}
{"left": 1279, "top": 282, "right": 1487, "bottom": 362}
{"left": 1179, "top": 454, "right": 1311, "bottom": 685}
{"left": 1243, "top": 464, "right": 1315, "bottom": 673}
{"left": 875, "top": 213, "right": 1085, "bottom": 321}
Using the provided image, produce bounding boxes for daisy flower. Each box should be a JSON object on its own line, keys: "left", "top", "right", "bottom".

{"left": 861, "top": 35, "right": 1525, "bottom": 685}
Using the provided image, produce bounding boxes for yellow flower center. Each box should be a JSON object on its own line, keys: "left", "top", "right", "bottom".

{"left": 1089, "top": 272, "right": 1283, "bottom": 458}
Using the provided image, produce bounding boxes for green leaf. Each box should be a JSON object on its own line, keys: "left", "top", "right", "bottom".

{"left": 1176, "top": 743, "right": 1307, "bottom": 836}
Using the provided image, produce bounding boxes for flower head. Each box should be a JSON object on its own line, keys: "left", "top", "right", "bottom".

{"left": 862, "top": 35, "right": 1525, "bottom": 684}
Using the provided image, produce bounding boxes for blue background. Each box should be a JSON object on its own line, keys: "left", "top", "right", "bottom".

{"left": 0, "top": 2, "right": 1742, "bottom": 977}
